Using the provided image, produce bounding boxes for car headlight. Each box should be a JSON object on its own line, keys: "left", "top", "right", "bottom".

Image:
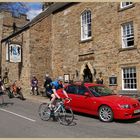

{"left": 119, "top": 104, "right": 131, "bottom": 109}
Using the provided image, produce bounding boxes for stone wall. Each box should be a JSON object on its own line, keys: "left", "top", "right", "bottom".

{"left": 29, "top": 15, "right": 53, "bottom": 87}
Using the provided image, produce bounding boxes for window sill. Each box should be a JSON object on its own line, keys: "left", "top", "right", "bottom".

{"left": 119, "top": 90, "right": 138, "bottom": 94}
{"left": 118, "top": 4, "right": 135, "bottom": 12}
{"left": 119, "top": 90, "right": 139, "bottom": 98}
{"left": 109, "top": 84, "right": 118, "bottom": 86}
{"left": 118, "top": 46, "right": 137, "bottom": 52}
{"left": 80, "top": 37, "right": 93, "bottom": 43}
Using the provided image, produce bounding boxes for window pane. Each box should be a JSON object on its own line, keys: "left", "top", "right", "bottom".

{"left": 81, "top": 10, "right": 92, "bottom": 40}
{"left": 88, "top": 31, "right": 91, "bottom": 37}
{"left": 122, "top": 67, "right": 137, "bottom": 89}
{"left": 122, "top": 22, "right": 134, "bottom": 48}
{"left": 127, "top": 39, "right": 134, "bottom": 46}
{"left": 66, "top": 85, "right": 77, "bottom": 94}
{"left": 78, "top": 86, "right": 88, "bottom": 95}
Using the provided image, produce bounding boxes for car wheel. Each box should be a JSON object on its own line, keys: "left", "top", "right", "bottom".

{"left": 99, "top": 105, "right": 113, "bottom": 122}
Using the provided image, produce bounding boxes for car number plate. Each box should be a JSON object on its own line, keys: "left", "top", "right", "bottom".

{"left": 134, "top": 109, "right": 140, "bottom": 114}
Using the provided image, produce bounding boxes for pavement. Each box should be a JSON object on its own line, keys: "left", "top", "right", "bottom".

{"left": 24, "top": 94, "right": 50, "bottom": 103}
{"left": 24, "top": 92, "right": 140, "bottom": 103}
{"left": 25, "top": 93, "right": 140, "bottom": 103}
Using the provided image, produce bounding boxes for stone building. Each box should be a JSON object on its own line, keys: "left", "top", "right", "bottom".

{"left": 1, "top": 2, "right": 140, "bottom": 96}
{"left": 0, "top": 10, "right": 29, "bottom": 74}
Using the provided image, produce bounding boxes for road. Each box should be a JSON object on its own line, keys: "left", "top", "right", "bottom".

{"left": 0, "top": 95, "right": 140, "bottom": 138}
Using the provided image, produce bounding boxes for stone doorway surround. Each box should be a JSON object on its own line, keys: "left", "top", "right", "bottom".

{"left": 80, "top": 61, "right": 94, "bottom": 82}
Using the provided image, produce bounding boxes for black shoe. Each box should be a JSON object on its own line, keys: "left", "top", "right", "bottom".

{"left": 50, "top": 109, "right": 54, "bottom": 116}
{"left": 52, "top": 116, "right": 57, "bottom": 121}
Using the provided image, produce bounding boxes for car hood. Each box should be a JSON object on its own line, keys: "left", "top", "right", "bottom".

{"left": 100, "top": 95, "right": 138, "bottom": 104}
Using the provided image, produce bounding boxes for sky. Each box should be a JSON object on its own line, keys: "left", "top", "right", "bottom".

{"left": 25, "top": 2, "right": 42, "bottom": 20}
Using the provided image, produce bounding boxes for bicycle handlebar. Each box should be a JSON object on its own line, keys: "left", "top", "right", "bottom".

{"left": 57, "top": 97, "right": 72, "bottom": 103}
{"left": 63, "top": 97, "right": 72, "bottom": 103}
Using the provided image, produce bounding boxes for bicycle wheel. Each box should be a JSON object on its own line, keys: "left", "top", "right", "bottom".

{"left": 38, "top": 103, "right": 51, "bottom": 121}
{"left": 58, "top": 106, "right": 74, "bottom": 125}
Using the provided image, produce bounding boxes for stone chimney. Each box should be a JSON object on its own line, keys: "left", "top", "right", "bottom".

{"left": 42, "top": 2, "right": 54, "bottom": 11}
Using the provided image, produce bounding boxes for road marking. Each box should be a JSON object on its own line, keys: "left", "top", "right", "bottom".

{"left": 0, "top": 108, "right": 36, "bottom": 122}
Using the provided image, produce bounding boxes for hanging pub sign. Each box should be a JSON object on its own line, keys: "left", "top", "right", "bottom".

{"left": 9, "top": 44, "right": 21, "bottom": 63}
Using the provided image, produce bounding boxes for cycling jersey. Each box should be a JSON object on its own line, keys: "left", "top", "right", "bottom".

{"left": 51, "top": 80, "right": 63, "bottom": 89}
{"left": 47, "top": 80, "right": 63, "bottom": 95}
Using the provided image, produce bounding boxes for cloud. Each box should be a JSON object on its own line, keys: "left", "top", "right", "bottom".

{"left": 26, "top": 9, "right": 42, "bottom": 20}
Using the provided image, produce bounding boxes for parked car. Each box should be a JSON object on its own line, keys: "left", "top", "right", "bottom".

{"left": 57, "top": 82, "right": 140, "bottom": 122}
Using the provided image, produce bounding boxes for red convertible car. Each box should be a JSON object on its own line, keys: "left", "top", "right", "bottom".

{"left": 57, "top": 82, "right": 140, "bottom": 122}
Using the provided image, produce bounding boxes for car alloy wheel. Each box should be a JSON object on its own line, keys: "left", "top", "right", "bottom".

{"left": 99, "top": 105, "right": 113, "bottom": 122}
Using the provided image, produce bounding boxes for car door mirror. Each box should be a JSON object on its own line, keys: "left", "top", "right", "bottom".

{"left": 84, "top": 92, "right": 90, "bottom": 96}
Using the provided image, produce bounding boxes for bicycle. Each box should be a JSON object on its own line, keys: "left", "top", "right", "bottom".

{"left": 38, "top": 98, "right": 74, "bottom": 125}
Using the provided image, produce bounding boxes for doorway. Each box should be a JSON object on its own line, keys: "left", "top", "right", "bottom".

{"left": 83, "top": 64, "right": 93, "bottom": 82}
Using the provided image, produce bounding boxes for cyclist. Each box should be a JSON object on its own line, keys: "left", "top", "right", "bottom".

{"left": 48, "top": 76, "right": 69, "bottom": 109}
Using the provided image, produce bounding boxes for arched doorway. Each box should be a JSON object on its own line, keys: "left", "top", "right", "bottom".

{"left": 83, "top": 64, "right": 93, "bottom": 82}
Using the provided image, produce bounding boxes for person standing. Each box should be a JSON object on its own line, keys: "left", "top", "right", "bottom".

{"left": 96, "top": 72, "right": 104, "bottom": 84}
{"left": 2, "top": 72, "right": 11, "bottom": 94}
{"left": 0, "top": 76, "right": 5, "bottom": 104}
{"left": 3, "top": 72, "right": 9, "bottom": 86}
{"left": 44, "top": 74, "right": 52, "bottom": 97}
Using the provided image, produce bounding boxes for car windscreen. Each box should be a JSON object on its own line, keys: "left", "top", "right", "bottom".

{"left": 89, "top": 86, "right": 113, "bottom": 97}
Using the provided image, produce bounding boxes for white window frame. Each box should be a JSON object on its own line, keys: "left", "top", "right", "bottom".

{"left": 122, "top": 67, "right": 137, "bottom": 90}
{"left": 81, "top": 10, "right": 92, "bottom": 41}
{"left": 6, "top": 44, "right": 9, "bottom": 61}
{"left": 120, "top": 2, "right": 133, "bottom": 9}
{"left": 121, "top": 22, "right": 134, "bottom": 48}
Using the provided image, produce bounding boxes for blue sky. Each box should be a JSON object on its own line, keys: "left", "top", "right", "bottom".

{"left": 25, "top": 2, "right": 42, "bottom": 20}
